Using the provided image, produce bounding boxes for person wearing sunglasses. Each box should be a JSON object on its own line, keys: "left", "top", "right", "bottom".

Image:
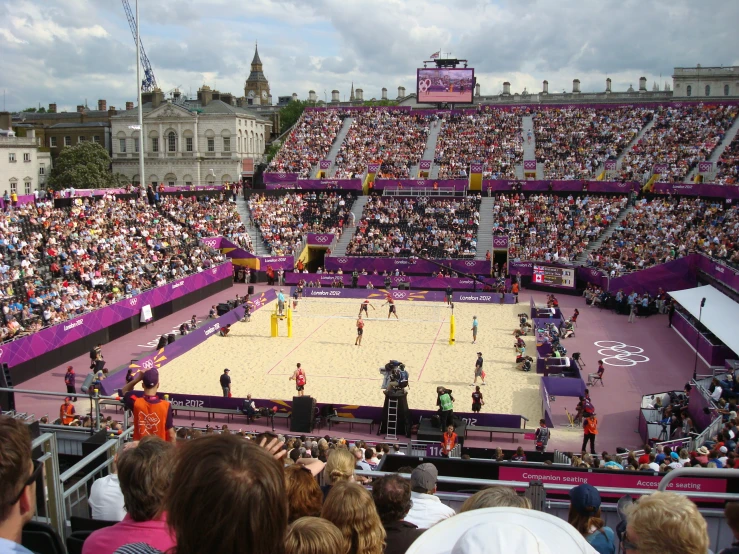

{"left": 0, "top": 415, "right": 42, "bottom": 554}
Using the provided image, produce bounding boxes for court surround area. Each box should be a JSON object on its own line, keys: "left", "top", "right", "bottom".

{"left": 156, "top": 296, "right": 542, "bottom": 423}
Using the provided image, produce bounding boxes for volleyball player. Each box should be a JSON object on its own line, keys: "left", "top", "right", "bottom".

{"left": 355, "top": 315, "right": 365, "bottom": 346}
{"left": 358, "top": 299, "right": 376, "bottom": 317}
{"left": 382, "top": 295, "right": 399, "bottom": 319}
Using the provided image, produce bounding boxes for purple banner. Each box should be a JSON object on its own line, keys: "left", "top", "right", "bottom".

{"left": 576, "top": 266, "right": 608, "bottom": 288}
{"left": 492, "top": 236, "right": 509, "bottom": 249}
{"left": 672, "top": 311, "right": 736, "bottom": 366}
{"left": 698, "top": 161, "right": 713, "bottom": 174}
{"left": 452, "top": 292, "right": 516, "bottom": 304}
{"left": 266, "top": 179, "right": 363, "bottom": 190}
{"left": 509, "top": 261, "right": 535, "bottom": 276}
{"left": 470, "top": 164, "right": 484, "bottom": 173}
{"left": 373, "top": 179, "right": 468, "bottom": 191}
{"left": 303, "top": 288, "right": 446, "bottom": 302}
{"left": 608, "top": 256, "right": 697, "bottom": 296}
{"left": 367, "top": 163, "right": 381, "bottom": 173}
{"left": 217, "top": 237, "right": 294, "bottom": 271}
{"left": 319, "top": 160, "right": 331, "bottom": 169}
{"left": 482, "top": 179, "right": 639, "bottom": 193}
{"left": 1, "top": 263, "right": 233, "bottom": 369}
{"left": 325, "top": 256, "right": 490, "bottom": 275}
{"left": 696, "top": 255, "right": 739, "bottom": 291}
{"left": 523, "top": 160, "right": 536, "bottom": 171}
{"left": 101, "top": 289, "right": 277, "bottom": 395}
{"left": 287, "top": 273, "right": 492, "bottom": 291}
{"left": 652, "top": 182, "right": 739, "bottom": 199}
{"left": 419, "top": 160, "right": 432, "bottom": 170}
{"left": 263, "top": 172, "right": 300, "bottom": 184}
{"left": 653, "top": 163, "right": 669, "bottom": 174}
{"left": 604, "top": 160, "right": 617, "bottom": 170}
{"left": 306, "top": 233, "right": 335, "bottom": 246}
{"left": 305, "top": 106, "right": 413, "bottom": 113}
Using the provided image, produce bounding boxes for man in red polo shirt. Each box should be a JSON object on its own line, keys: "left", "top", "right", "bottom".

{"left": 121, "top": 369, "right": 175, "bottom": 442}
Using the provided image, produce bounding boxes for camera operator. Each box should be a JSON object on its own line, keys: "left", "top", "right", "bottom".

{"left": 388, "top": 364, "right": 410, "bottom": 393}
{"left": 380, "top": 360, "right": 402, "bottom": 390}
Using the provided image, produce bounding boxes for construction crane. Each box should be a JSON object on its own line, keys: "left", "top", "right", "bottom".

{"left": 121, "top": 0, "right": 158, "bottom": 92}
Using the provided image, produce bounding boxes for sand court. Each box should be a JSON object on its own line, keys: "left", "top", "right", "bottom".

{"left": 156, "top": 297, "right": 543, "bottom": 423}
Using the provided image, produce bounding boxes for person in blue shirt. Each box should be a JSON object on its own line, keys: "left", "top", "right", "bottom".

{"left": 277, "top": 289, "right": 286, "bottom": 316}
{"left": 567, "top": 484, "right": 616, "bottom": 554}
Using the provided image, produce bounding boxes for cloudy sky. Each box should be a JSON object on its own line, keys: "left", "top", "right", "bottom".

{"left": 1, "top": 0, "right": 738, "bottom": 112}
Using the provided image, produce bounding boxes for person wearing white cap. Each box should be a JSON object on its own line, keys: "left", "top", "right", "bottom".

{"left": 404, "top": 507, "right": 599, "bottom": 554}
{"left": 404, "top": 463, "right": 456, "bottom": 530}
{"left": 277, "top": 288, "right": 286, "bottom": 316}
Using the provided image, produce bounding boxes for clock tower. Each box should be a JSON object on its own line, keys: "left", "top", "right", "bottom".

{"left": 244, "top": 43, "right": 271, "bottom": 105}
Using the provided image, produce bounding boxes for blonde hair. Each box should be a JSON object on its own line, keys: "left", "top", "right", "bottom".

{"left": 460, "top": 486, "right": 531, "bottom": 512}
{"left": 321, "top": 482, "right": 386, "bottom": 554}
{"left": 325, "top": 448, "right": 355, "bottom": 484}
{"left": 285, "top": 517, "right": 350, "bottom": 554}
{"left": 624, "top": 492, "right": 709, "bottom": 554}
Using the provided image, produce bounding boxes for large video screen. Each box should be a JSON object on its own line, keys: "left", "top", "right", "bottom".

{"left": 533, "top": 264, "right": 576, "bottom": 289}
{"left": 417, "top": 68, "right": 474, "bottom": 103}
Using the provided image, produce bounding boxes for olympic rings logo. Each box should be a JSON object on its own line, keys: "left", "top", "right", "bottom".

{"left": 393, "top": 292, "right": 406, "bottom": 299}
{"left": 465, "top": 261, "right": 476, "bottom": 267}
{"left": 142, "top": 359, "right": 154, "bottom": 370}
{"left": 336, "top": 257, "right": 348, "bottom": 264}
{"left": 129, "top": 298, "right": 138, "bottom": 306}
{"left": 212, "top": 268, "right": 218, "bottom": 275}
{"left": 418, "top": 79, "right": 432, "bottom": 93}
{"left": 314, "top": 235, "right": 330, "bottom": 243}
{"left": 593, "top": 341, "right": 650, "bottom": 367}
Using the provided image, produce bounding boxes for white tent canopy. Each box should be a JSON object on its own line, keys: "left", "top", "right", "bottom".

{"left": 668, "top": 285, "right": 739, "bottom": 358}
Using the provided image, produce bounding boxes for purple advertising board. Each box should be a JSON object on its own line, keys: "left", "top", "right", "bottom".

{"left": 696, "top": 254, "right": 739, "bottom": 291}
{"left": 1, "top": 263, "right": 233, "bottom": 370}
{"left": 452, "top": 291, "right": 516, "bottom": 304}
{"left": 216, "top": 237, "right": 294, "bottom": 271}
{"left": 481, "top": 180, "right": 638, "bottom": 193}
{"left": 266, "top": 179, "right": 363, "bottom": 191}
{"left": 305, "top": 106, "right": 412, "bottom": 113}
{"left": 306, "top": 233, "right": 335, "bottom": 246}
{"left": 470, "top": 163, "right": 484, "bottom": 173}
{"left": 302, "top": 288, "right": 447, "bottom": 302}
{"left": 286, "top": 273, "right": 494, "bottom": 291}
{"left": 324, "top": 256, "right": 490, "bottom": 275}
{"left": 492, "top": 236, "right": 509, "bottom": 249}
{"left": 523, "top": 161, "right": 536, "bottom": 171}
{"left": 367, "top": 163, "right": 381, "bottom": 173}
{"left": 653, "top": 163, "right": 669, "bottom": 174}
{"left": 373, "top": 179, "right": 468, "bottom": 191}
{"left": 604, "top": 160, "right": 617, "bottom": 170}
{"left": 264, "top": 172, "right": 300, "bottom": 184}
{"left": 672, "top": 311, "right": 736, "bottom": 366}
{"left": 319, "top": 160, "right": 331, "bottom": 169}
{"left": 698, "top": 161, "right": 714, "bottom": 173}
{"left": 101, "top": 288, "right": 277, "bottom": 395}
{"left": 608, "top": 256, "right": 697, "bottom": 296}
{"left": 419, "top": 160, "right": 432, "bottom": 170}
{"left": 652, "top": 182, "right": 739, "bottom": 199}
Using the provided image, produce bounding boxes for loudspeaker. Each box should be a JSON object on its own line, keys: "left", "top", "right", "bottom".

{"left": 217, "top": 303, "right": 230, "bottom": 316}
{"left": 290, "top": 396, "right": 316, "bottom": 433}
{"left": 167, "top": 334, "right": 176, "bottom": 345}
{"left": 248, "top": 285, "right": 254, "bottom": 295}
{"left": 0, "top": 363, "right": 15, "bottom": 411}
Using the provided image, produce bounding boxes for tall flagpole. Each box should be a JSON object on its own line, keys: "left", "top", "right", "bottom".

{"left": 136, "top": 0, "right": 145, "bottom": 189}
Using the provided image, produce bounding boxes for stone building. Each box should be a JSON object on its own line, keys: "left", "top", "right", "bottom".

{"left": 0, "top": 113, "right": 52, "bottom": 194}
{"left": 244, "top": 44, "right": 271, "bottom": 106}
{"left": 110, "top": 87, "right": 272, "bottom": 187}
{"left": 672, "top": 65, "right": 739, "bottom": 98}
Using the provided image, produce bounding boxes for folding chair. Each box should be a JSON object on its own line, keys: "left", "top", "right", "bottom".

{"left": 589, "top": 371, "right": 604, "bottom": 387}
{"left": 565, "top": 408, "right": 579, "bottom": 429}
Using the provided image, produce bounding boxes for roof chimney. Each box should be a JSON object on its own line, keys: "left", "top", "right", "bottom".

{"left": 98, "top": 99, "right": 107, "bottom": 111}
{"left": 502, "top": 82, "right": 511, "bottom": 95}
{"left": 48, "top": 103, "right": 57, "bottom": 113}
{"left": 77, "top": 105, "right": 86, "bottom": 113}
{"left": 382, "top": 87, "right": 388, "bottom": 100}
{"left": 542, "top": 80, "right": 549, "bottom": 94}
{"left": 606, "top": 78, "right": 612, "bottom": 93}
{"left": 572, "top": 79, "right": 581, "bottom": 93}
{"left": 639, "top": 76, "right": 647, "bottom": 92}
{"left": 331, "top": 90, "right": 340, "bottom": 103}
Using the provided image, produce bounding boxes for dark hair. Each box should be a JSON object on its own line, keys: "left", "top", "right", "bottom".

{"left": 372, "top": 474, "right": 412, "bottom": 524}
{"left": 117, "top": 436, "right": 174, "bottom": 521}
{"left": 0, "top": 416, "right": 32, "bottom": 522}
{"left": 285, "top": 465, "right": 323, "bottom": 523}
{"left": 166, "top": 434, "right": 288, "bottom": 554}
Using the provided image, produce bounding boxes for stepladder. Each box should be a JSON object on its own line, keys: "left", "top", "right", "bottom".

{"left": 385, "top": 397, "right": 398, "bottom": 441}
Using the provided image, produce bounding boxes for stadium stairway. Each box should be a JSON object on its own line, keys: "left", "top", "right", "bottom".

{"left": 520, "top": 115, "right": 541, "bottom": 179}
{"left": 235, "top": 196, "right": 272, "bottom": 257}
{"left": 611, "top": 116, "right": 656, "bottom": 176}
{"left": 311, "top": 117, "right": 353, "bottom": 178}
{"left": 332, "top": 195, "right": 369, "bottom": 255}
{"left": 412, "top": 118, "right": 443, "bottom": 177}
{"left": 685, "top": 113, "right": 739, "bottom": 183}
{"left": 475, "top": 196, "right": 496, "bottom": 260}
{"left": 574, "top": 204, "right": 635, "bottom": 264}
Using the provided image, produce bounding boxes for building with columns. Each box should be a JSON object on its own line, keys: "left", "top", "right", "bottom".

{"left": 110, "top": 89, "right": 271, "bottom": 187}
{"left": 0, "top": 114, "right": 52, "bottom": 194}
{"left": 672, "top": 65, "right": 739, "bottom": 98}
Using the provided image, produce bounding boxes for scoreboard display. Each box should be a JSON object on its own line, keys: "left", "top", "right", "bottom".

{"left": 532, "top": 265, "right": 575, "bottom": 289}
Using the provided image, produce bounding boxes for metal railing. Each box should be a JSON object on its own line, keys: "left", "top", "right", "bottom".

{"left": 382, "top": 187, "right": 466, "bottom": 197}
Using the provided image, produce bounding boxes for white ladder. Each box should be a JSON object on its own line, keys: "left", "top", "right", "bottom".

{"left": 385, "top": 398, "right": 398, "bottom": 440}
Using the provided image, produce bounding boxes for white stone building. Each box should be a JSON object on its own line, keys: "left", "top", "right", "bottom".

{"left": 0, "top": 126, "right": 52, "bottom": 195}
{"left": 110, "top": 96, "right": 271, "bottom": 187}
{"left": 672, "top": 66, "right": 739, "bottom": 98}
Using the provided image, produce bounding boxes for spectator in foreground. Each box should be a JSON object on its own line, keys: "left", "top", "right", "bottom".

{"left": 284, "top": 517, "right": 349, "bottom": 554}
{"left": 372, "top": 474, "right": 424, "bottom": 554}
{"left": 121, "top": 368, "right": 175, "bottom": 442}
{"left": 83, "top": 437, "right": 176, "bottom": 554}
{"left": 0, "top": 416, "right": 39, "bottom": 554}
{"left": 89, "top": 442, "right": 138, "bottom": 522}
{"left": 623, "top": 491, "right": 709, "bottom": 554}
{"left": 285, "top": 465, "right": 323, "bottom": 523}
{"left": 404, "top": 463, "right": 456, "bottom": 529}
{"left": 322, "top": 448, "right": 356, "bottom": 498}
{"left": 721, "top": 502, "right": 739, "bottom": 554}
{"left": 567, "top": 484, "right": 615, "bottom": 554}
{"left": 459, "top": 485, "right": 531, "bottom": 512}
{"left": 322, "top": 481, "right": 386, "bottom": 554}
{"left": 118, "top": 434, "right": 288, "bottom": 554}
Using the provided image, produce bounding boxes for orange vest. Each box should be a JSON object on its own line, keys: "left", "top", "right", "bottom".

{"left": 584, "top": 417, "right": 598, "bottom": 435}
{"left": 442, "top": 432, "right": 457, "bottom": 453}
{"left": 61, "top": 403, "right": 75, "bottom": 425}
{"left": 132, "top": 396, "right": 172, "bottom": 441}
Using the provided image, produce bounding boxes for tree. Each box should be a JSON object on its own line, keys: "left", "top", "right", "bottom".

{"left": 265, "top": 140, "right": 281, "bottom": 164}
{"left": 279, "top": 99, "right": 308, "bottom": 135}
{"left": 21, "top": 107, "right": 45, "bottom": 113}
{"left": 47, "top": 142, "right": 122, "bottom": 190}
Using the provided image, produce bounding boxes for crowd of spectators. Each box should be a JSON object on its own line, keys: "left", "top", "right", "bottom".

{"left": 248, "top": 192, "right": 354, "bottom": 256}
{"left": 333, "top": 110, "right": 431, "bottom": 179}
{"left": 268, "top": 111, "right": 346, "bottom": 178}
{"left": 534, "top": 107, "right": 654, "bottom": 179}
{"left": 716, "top": 133, "right": 739, "bottom": 185}
{"left": 618, "top": 104, "right": 738, "bottom": 183}
{"left": 586, "top": 196, "right": 739, "bottom": 275}
{"left": 491, "top": 193, "right": 628, "bottom": 263}
{"left": 434, "top": 108, "right": 525, "bottom": 179}
{"left": 346, "top": 195, "right": 480, "bottom": 258}
{"left": 0, "top": 195, "right": 225, "bottom": 342}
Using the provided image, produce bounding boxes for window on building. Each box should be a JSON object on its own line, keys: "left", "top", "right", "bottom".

{"left": 168, "top": 132, "right": 176, "bottom": 152}
{"left": 207, "top": 138, "right": 215, "bottom": 152}
{"left": 78, "top": 136, "right": 87, "bottom": 143}
{"left": 24, "top": 181, "right": 31, "bottom": 195}
{"left": 152, "top": 138, "right": 159, "bottom": 152}
{"left": 185, "top": 181, "right": 192, "bottom": 187}
{"left": 134, "top": 138, "right": 139, "bottom": 153}
{"left": 93, "top": 135, "right": 101, "bottom": 144}
{"left": 9, "top": 180, "right": 17, "bottom": 193}
{"left": 50, "top": 136, "right": 57, "bottom": 147}
{"left": 39, "top": 164, "right": 45, "bottom": 175}
{"left": 186, "top": 137, "right": 193, "bottom": 152}
{"left": 8, "top": 153, "right": 16, "bottom": 163}
{"left": 686, "top": 85, "right": 692, "bottom": 97}
{"left": 726, "top": 84, "right": 731, "bottom": 96}
{"left": 705, "top": 85, "right": 711, "bottom": 97}
{"left": 119, "top": 138, "right": 127, "bottom": 153}
{"left": 223, "top": 137, "right": 231, "bottom": 152}
{"left": 64, "top": 136, "right": 71, "bottom": 146}
{"left": 23, "top": 153, "right": 30, "bottom": 162}
{"left": 168, "top": 180, "right": 175, "bottom": 186}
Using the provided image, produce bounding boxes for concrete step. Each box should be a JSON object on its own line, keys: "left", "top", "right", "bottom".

{"left": 412, "top": 119, "right": 443, "bottom": 177}
{"left": 574, "top": 204, "right": 635, "bottom": 264}
{"left": 236, "top": 196, "right": 271, "bottom": 256}
{"left": 311, "top": 117, "right": 353, "bottom": 178}
{"left": 475, "top": 196, "right": 496, "bottom": 260}
{"left": 685, "top": 113, "right": 739, "bottom": 182}
{"left": 332, "top": 195, "right": 369, "bottom": 255}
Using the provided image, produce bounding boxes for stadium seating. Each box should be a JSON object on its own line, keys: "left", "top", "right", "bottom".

{"left": 715, "top": 133, "right": 739, "bottom": 185}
